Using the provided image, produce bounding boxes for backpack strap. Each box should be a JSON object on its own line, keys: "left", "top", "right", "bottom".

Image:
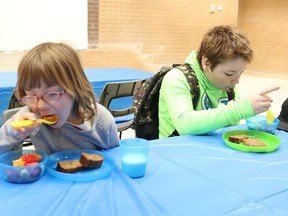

{"left": 227, "top": 89, "right": 235, "bottom": 101}
{"left": 175, "top": 64, "right": 200, "bottom": 108}
{"left": 169, "top": 64, "right": 199, "bottom": 137}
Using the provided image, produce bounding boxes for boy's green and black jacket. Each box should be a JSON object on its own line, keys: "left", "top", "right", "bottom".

{"left": 158, "top": 51, "right": 255, "bottom": 138}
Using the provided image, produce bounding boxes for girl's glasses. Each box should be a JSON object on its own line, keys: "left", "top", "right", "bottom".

{"left": 20, "top": 90, "right": 66, "bottom": 106}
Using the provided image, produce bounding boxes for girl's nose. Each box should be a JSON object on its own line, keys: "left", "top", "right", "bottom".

{"left": 36, "top": 98, "right": 49, "bottom": 109}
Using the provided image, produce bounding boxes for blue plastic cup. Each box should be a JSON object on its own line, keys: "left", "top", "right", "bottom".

{"left": 246, "top": 115, "right": 280, "bottom": 134}
{"left": 120, "top": 138, "right": 149, "bottom": 178}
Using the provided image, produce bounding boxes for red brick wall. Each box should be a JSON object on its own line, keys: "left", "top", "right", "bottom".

{"left": 238, "top": 0, "right": 288, "bottom": 76}
{"left": 3, "top": 0, "right": 285, "bottom": 77}
{"left": 83, "top": 0, "right": 238, "bottom": 72}
{"left": 88, "top": 0, "right": 99, "bottom": 49}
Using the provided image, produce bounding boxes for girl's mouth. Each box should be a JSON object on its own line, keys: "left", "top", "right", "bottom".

{"left": 42, "top": 114, "right": 59, "bottom": 124}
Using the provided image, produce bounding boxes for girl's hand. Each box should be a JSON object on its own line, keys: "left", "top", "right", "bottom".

{"left": 11, "top": 112, "right": 40, "bottom": 136}
{"left": 249, "top": 85, "right": 280, "bottom": 115}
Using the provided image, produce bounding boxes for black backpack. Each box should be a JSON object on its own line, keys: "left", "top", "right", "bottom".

{"left": 133, "top": 64, "right": 235, "bottom": 140}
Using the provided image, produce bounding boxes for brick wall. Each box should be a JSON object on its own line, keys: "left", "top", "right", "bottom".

{"left": 88, "top": 0, "right": 99, "bottom": 49}
{"left": 83, "top": 0, "right": 238, "bottom": 72}
{"left": 2, "top": 0, "right": 286, "bottom": 77}
{"left": 238, "top": 0, "right": 288, "bottom": 76}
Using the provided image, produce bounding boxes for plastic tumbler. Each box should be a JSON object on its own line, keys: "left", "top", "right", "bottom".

{"left": 120, "top": 138, "right": 149, "bottom": 178}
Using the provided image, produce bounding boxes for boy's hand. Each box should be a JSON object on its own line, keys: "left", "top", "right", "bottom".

{"left": 249, "top": 85, "right": 280, "bottom": 115}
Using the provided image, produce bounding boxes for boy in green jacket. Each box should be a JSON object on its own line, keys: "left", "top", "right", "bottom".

{"left": 159, "top": 25, "right": 280, "bottom": 138}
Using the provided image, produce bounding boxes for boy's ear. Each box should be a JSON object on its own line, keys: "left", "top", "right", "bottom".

{"left": 201, "top": 56, "right": 211, "bottom": 71}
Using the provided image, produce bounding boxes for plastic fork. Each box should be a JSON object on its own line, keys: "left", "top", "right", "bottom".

{"left": 266, "top": 108, "right": 274, "bottom": 124}
{"left": 264, "top": 94, "right": 274, "bottom": 124}
{"left": 11, "top": 116, "right": 58, "bottom": 128}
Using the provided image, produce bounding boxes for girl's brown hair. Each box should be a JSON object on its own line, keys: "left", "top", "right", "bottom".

{"left": 16, "top": 42, "right": 97, "bottom": 120}
{"left": 197, "top": 25, "right": 253, "bottom": 71}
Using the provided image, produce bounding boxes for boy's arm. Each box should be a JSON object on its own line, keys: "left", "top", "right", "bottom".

{"left": 176, "top": 98, "right": 254, "bottom": 134}
{"left": 160, "top": 69, "right": 254, "bottom": 135}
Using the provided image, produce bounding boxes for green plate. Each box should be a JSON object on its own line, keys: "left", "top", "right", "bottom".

{"left": 222, "top": 130, "right": 281, "bottom": 153}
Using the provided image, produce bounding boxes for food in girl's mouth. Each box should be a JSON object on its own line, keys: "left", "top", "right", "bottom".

{"left": 43, "top": 114, "right": 58, "bottom": 123}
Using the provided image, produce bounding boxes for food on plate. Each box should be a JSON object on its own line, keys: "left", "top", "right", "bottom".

{"left": 228, "top": 134, "right": 249, "bottom": 143}
{"left": 57, "top": 160, "right": 83, "bottom": 173}
{"left": 56, "top": 152, "right": 104, "bottom": 173}
{"left": 80, "top": 152, "right": 104, "bottom": 168}
{"left": 13, "top": 153, "right": 43, "bottom": 166}
{"left": 243, "top": 138, "right": 267, "bottom": 147}
{"left": 228, "top": 133, "right": 267, "bottom": 147}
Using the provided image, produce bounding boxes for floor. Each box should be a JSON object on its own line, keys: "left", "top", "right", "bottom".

{"left": 11, "top": 71, "right": 288, "bottom": 150}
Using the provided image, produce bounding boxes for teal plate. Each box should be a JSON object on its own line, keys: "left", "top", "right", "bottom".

{"left": 222, "top": 130, "right": 281, "bottom": 153}
{"left": 46, "top": 149, "right": 116, "bottom": 182}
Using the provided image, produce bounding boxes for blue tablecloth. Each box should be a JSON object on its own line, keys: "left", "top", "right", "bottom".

{"left": 0, "top": 68, "right": 153, "bottom": 124}
{"left": 1, "top": 124, "right": 288, "bottom": 215}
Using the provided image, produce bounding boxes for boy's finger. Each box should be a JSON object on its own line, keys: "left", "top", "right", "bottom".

{"left": 258, "top": 85, "right": 280, "bottom": 96}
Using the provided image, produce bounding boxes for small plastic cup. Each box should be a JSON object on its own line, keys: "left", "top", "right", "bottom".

{"left": 120, "top": 138, "right": 149, "bottom": 178}
{"left": 246, "top": 115, "right": 280, "bottom": 134}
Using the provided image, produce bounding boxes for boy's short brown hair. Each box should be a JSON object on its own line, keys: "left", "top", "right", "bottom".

{"left": 197, "top": 25, "right": 253, "bottom": 71}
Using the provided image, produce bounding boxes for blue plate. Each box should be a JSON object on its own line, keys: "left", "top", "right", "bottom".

{"left": 46, "top": 149, "right": 116, "bottom": 182}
